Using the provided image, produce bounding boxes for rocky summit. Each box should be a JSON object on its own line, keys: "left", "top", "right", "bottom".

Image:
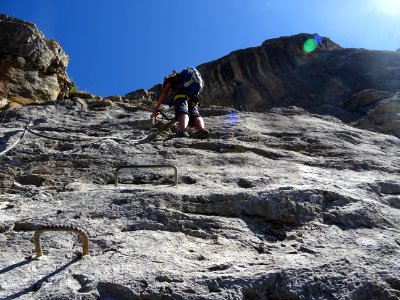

{"left": 0, "top": 99, "right": 400, "bottom": 299}
{"left": 1, "top": 14, "right": 400, "bottom": 300}
{"left": 0, "top": 14, "right": 71, "bottom": 110}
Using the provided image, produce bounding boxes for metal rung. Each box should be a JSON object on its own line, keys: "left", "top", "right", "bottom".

{"left": 34, "top": 225, "right": 89, "bottom": 257}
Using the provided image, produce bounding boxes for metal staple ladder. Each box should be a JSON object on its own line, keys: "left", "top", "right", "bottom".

{"left": 34, "top": 225, "right": 90, "bottom": 257}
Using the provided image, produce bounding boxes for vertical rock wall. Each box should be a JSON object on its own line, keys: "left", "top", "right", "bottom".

{"left": 197, "top": 33, "right": 342, "bottom": 111}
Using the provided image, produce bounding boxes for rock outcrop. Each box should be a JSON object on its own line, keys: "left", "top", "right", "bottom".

{"left": 197, "top": 33, "right": 342, "bottom": 111}
{"left": 0, "top": 14, "right": 71, "bottom": 109}
{"left": 350, "top": 91, "right": 400, "bottom": 138}
{"left": 0, "top": 101, "right": 399, "bottom": 299}
{"left": 198, "top": 34, "right": 400, "bottom": 119}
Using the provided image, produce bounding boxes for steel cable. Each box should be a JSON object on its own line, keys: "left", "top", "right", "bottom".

{"left": 0, "top": 121, "right": 32, "bottom": 157}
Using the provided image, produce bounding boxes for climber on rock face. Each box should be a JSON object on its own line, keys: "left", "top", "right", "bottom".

{"left": 152, "top": 67, "right": 210, "bottom": 139}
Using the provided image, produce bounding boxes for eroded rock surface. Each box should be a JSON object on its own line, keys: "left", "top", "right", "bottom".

{"left": 197, "top": 33, "right": 342, "bottom": 111}
{"left": 354, "top": 91, "right": 400, "bottom": 138}
{"left": 0, "top": 14, "right": 71, "bottom": 109}
{"left": 196, "top": 34, "right": 400, "bottom": 127}
{"left": 0, "top": 102, "right": 399, "bottom": 299}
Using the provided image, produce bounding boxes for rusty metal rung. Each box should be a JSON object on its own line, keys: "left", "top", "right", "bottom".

{"left": 34, "top": 225, "right": 89, "bottom": 257}
{"left": 114, "top": 164, "right": 178, "bottom": 187}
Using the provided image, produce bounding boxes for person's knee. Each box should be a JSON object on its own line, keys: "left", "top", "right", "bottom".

{"left": 193, "top": 116, "right": 205, "bottom": 129}
{"left": 178, "top": 112, "right": 189, "bottom": 120}
{"left": 178, "top": 112, "right": 189, "bottom": 125}
{"left": 194, "top": 116, "right": 203, "bottom": 123}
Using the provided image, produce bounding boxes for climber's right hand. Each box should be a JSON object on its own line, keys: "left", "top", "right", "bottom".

{"left": 151, "top": 110, "right": 159, "bottom": 119}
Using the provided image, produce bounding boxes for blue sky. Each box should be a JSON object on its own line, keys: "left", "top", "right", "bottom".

{"left": 2, "top": 0, "right": 400, "bottom": 97}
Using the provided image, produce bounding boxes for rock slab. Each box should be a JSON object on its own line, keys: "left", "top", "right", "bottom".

{"left": 0, "top": 101, "right": 399, "bottom": 299}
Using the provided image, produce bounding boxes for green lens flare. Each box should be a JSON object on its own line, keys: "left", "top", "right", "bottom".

{"left": 304, "top": 38, "right": 318, "bottom": 53}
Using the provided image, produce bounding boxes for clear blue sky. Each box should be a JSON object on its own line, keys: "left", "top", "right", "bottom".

{"left": 2, "top": 0, "right": 400, "bottom": 97}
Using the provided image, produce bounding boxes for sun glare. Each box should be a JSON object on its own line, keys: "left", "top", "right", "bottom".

{"left": 370, "top": 0, "right": 400, "bottom": 16}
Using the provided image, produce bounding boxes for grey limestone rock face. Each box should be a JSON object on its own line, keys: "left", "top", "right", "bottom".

{"left": 0, "top": 14, "right": 71, "bottom": 109}
{"left": 198, "top": 33, "right": 342, "bottom": 111}
{"left": 196, "top": 34, "right": 400, "bottom": 117}
{"left": 0, "top": 101, "right": 399, "bottom": 299}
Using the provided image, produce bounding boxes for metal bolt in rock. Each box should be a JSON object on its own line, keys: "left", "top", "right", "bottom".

{"left": 34, "top": 225, "right": 89, "bottom": 257}
{"left": 114, "top": 164, "right": 178, "bottom": 187}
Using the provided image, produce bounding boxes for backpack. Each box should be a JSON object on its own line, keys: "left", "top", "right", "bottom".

{"left": 162, "top": 67, "right": 204, "bottom": 106}
{"left": 177, "top": 67, "right": 204, "bottom": 97}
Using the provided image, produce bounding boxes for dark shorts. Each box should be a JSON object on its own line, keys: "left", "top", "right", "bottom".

{"left": 174, "top": 97, "right": 201, "bottom": 126}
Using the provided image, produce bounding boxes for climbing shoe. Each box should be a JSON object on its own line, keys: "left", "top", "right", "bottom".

{"left": 190, "top": 129, "right": 210, "bottom": 139}
{"left": 175, "top": 130, "right": 190, "bottom": 138}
